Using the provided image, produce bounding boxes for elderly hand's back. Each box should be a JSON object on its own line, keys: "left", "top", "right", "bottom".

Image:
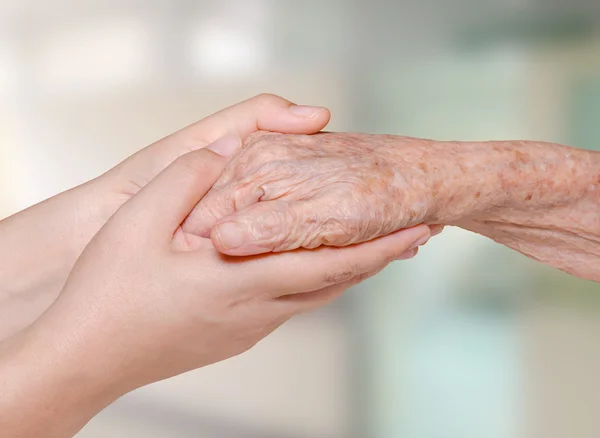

{"left": 182, "top": 131, "right": 449, "bottom": 255}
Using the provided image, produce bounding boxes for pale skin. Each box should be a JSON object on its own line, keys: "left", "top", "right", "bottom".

{"left": 186, "top": 132, "right": 600, "bottom": 282}
{"left": 0, "top": 95, "right": 432, "bottom": 438}
{"left": 0, "top": 137, "right": 429, "bottom": 438}
{"left": 0, "top": 93, "right": 358, "bottom": 341}
{"left": 3, "top": 95, "right": 594, "bottom": 437}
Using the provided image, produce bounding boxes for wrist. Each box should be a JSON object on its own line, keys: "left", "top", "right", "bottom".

{"left": 423, "top": 140, "right": 510, "bottom": 224}
{"left": 385, "top": 138, "right": 487, "bottom": 225}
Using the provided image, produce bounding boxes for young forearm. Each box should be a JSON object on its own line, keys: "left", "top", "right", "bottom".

{"left": 432, "top": 140, "right": 600, "bottom": 281}
{"left": 0, "top": 316, "right": 123, "bottom": 438}
{"left": 0, "top": 180, "right": 112, "bottom": 339}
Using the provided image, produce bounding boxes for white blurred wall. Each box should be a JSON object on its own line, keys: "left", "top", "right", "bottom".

{"left": 2, "top": 1, "right": 600, "bottom": 438}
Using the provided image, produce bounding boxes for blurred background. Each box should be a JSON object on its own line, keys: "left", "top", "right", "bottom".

{"left": 1, "top": 0, "right": 600, "bottom": 437}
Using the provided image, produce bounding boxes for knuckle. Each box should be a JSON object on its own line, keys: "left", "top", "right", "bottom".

{"left": 254, "top": 93, "right": 284, "bottom": 107}
{"left": 232, "top": 137, "right": 280, "bottom": 174}
{"left": 317, "top": 217, "right": 359, "bottom": 246}
{"left": 270, "top": 205, "right": 310, "bottom": 252}
{"left": 230, "top": 153, "right": 262, "bottom": 177}
{"left": 257, "top": 206, "right": 289, "bottom": 243}
{"left": 210, "top": 172, "right": 231, "bottom": 191}
{"left": 209, "top": 182, "right": 262, "bottom": 215}
{"left": 190, "top": 203, "right": 222, "bottom": 231}
{"left": 246, "top": 134, "right": 285, "bottom": 158}
{"left": 233, "top": 184, "right": 265, "bottom": 210}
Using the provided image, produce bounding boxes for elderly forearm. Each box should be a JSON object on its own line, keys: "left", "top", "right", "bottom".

{"left": 431, "top": 140, "right": 600, "bottom": 281}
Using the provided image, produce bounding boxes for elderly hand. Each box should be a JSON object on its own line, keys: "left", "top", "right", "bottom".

{"left": 183, "top": 131, "right": 600, "bottom": 283}
{"left": 183, "top": 131, "right": 451, "bottom": 255}
{"left": 0, "top": 136, "right": 431, "bottom": 438}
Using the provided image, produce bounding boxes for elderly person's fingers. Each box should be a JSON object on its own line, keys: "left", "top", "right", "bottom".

{"left": 206, "top": 225, "right": 431, "bottom": 297}
{"left": 181, "top": 131, "right": 444, "bottom": 256}
{"left": 208, "top": 200, "right": 442, "bottom": 256}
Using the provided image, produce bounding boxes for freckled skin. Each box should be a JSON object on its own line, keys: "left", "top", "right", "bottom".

{"left": 185, "top": 132, "right": 438, "bottom": 249}
{"left": 453, "top": 140, "right": 600, "bottom": 282}
{"left": 184, "top": 132, "right": 600, "bottom": 282}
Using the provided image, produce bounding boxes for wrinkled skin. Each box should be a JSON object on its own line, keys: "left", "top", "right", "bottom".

{"left": 184, "top": 131, "right": 600, "bottom": 282}
{"left": 0, "top": 94, "right": 336, "bottom": 339}
{"left": 183, "top": 131, "right": 443, "bottom": 255}
{"left": 0, "top": 142, "right": 433, "bottom": 438}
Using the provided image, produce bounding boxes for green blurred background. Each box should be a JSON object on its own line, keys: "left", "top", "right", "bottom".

{"left": 1, "top": 1, "right": 599, "bottom": 437}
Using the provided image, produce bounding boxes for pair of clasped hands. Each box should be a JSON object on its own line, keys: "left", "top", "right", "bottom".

{"left": 0, "top": 94, "right": 438, "bottom": 437}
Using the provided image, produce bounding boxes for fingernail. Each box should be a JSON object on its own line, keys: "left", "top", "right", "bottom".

{"left": 214, "top": 221, "right": 248, "bottom": 250}
{"left": 288, "top": 105, "right": 327, "bottom": 118}
{"left": 396, "top": 248, "right": 418, "bottom": 260}
{"left": 409, "top": 233, "right": 430, "bottom": 250}
{"left": 206, "top": 134, "right": 242, "bottom": 157}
